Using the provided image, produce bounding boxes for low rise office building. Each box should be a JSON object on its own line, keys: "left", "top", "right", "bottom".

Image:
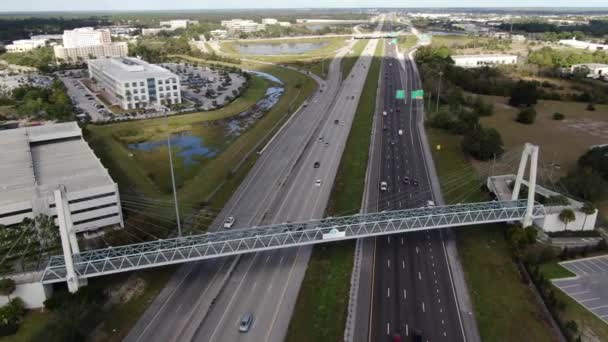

{"left": 88, "top": 57, "right": 181, "bottom": 110}
{"left": 559, "top": 38, "right": 608, "bottom": 52}
{"left": 221, "top": 19, "right": 266, "bottom": 33}
{"left": 53, "top": 27, "right": 127, "bottom": 63}
{"left": 0, "top": 122, "right": 124, "bottom": 236}
{"left": 5, "top": 39, "right": 47, "bottom": 53}
{"left": 452, "top": 54, "right": 518, "bottom": 68}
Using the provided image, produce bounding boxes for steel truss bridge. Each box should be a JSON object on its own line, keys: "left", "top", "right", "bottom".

{"left": 41, "top": 200, "right": 545, "bottom": 283}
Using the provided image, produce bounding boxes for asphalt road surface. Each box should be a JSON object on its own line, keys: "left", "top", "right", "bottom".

{"left": 362, "top": 28, "right": 466, "bottom": 342}
{"left": 126, "top": 21, "right": 384, "bottom": 342}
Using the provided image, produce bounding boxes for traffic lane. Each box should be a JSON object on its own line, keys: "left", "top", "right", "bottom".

{"left": 196, "top": 39, "right": 378, "bottom": 342}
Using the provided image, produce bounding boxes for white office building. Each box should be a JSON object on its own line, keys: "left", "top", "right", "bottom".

{"left": 5, "top": 39, "right": 47, "bottom": 53}
{"left": 221, "top": 19, "right": 266, "bottom": 33}
{"left": 559, "top": 38, "right": 608, "bottom": 52}
{"left": 452, "top": 54, "right": 518, "bottom": 68}
{"left": 62, "top": 27, "right": 111, "bottom": 48}
{"left": 262, "top": 18, "right": 278, "bottom": 25}
{"left": 54, "top": 42, "right": 128, "bottom": 63}
{"left": 570, "top": 63, "right": 608, "bottom": 78}
{"left": 160, "top": 19, "right": 197, "bottom": 30}
{"left": 278, "top": 22, "right": 292, "bottom": 27}
{"left": 88, "top": 57, "right": 181, "bottom": 110}
{"left": 53, "top": 27, "right": 127, "bottom": 63}
{"left": 0, "top": 122, "right": 124, "bottom": 236}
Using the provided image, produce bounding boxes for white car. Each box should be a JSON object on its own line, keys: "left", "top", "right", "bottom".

{"left": 315, "top": 179, "right": 322, "bottom": 187}
{"left": 427, "top": 200, "right": 436, "bottom": 207}
{"left": 383, "top": 111, "right": 387, "bottom": 116}
{"left": 380, "top": 181, "right": 388, "bottom": 191}
{"left": 398, "top": 129, "right": 403, "bottom": 136}
{"left": 223, "top": 216, "right": 235, "bottom": 229}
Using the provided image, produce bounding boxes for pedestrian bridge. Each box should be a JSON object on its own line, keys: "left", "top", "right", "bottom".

{"left": 41, "top": 200, "right": 545, "bottom": 283}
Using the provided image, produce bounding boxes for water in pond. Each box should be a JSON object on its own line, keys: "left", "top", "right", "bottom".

{"left": 128, "top": 85, "right": 284, "bottom": 166}
{"left": 235, "top": 42, "right": 328, "bottom": 55}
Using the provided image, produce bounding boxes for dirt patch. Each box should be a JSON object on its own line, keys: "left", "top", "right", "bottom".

{"left": 105, "top": 274, "right": 147, "bottom": 305}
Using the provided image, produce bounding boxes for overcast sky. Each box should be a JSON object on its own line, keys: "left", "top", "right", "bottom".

{"left": 1, "top": 1, "right": 607, "bottom": 12}
{"left": 0, "top": 0, "right": 608, "bottom": 12}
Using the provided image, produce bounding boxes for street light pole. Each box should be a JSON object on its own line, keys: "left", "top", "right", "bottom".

{"left": 436, "top": 71, "right": 443, "bottom": 112}
{"left": 165, "top": 107, "right": 182, "bottom": 236}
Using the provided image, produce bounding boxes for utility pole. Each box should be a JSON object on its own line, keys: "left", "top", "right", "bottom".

{"left": 165, "top": 107, "right": 182, "bottom": 236}
{"left": 436, "top": 71, "right": 443, "bottom": 112}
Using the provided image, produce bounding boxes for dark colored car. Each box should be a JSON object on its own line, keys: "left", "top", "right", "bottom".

{"left": 314, "top": 161, "right": 320, "bottom": 168}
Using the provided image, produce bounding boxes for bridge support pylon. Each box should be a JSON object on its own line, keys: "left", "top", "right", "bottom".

{"left": 53, "top": 187, "right": 81, "bottom": 293}
{"left": 511, "top": 143, "right": 539, "bottom": 227}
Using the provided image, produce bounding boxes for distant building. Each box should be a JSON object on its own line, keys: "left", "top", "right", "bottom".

{"left": 570, "top": 63, "right": 608, "bottom": 78}
{"left": 559, "top": 38, "right": 608, "bottom": 52}
{"left": 53, "top": 27, "right": 126, "bottom": 63}
{"left": 159, "top": 19, "right": 197, "bottom": 30}
{"left": 221, "top": 19, "right": 266, "bottom": 33}
{"left": 452, "top": 54, "right": 518, "bottom": 68}
{"left": 5, "top": 39, "right": 47, "bottom": 53}
{"left": 210, "top": 29, "right": 228, "bottom": 39}
{"left": 262, "top": 18, "right": 278, "bottom": 25}
{"left": 54, "top": 43, "right": 128, "bottom": 63}
{"left": 62, "top": 27, "right": 111, "bottom": 48}
{"left": 278, "top": 22, "right": 292, "bottom": 27}
{"left": 0, "top": 122, "right": 124, "bottom": 236}
{"left": 87, "top": 57, "right": 181, "bottom": 110}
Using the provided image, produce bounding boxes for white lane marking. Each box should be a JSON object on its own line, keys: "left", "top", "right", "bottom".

{"left": 266, "top": 255, "right": 271, "bottom": 264}
{"left": 387, "top": 287, "right": 391, "bottom": 298}
{"left": 418, "top": 272, "right": 422, "bottom": 280}
{"left": 402, "top": 260, "right": 405, "bottom": 269}
{"left": 386, "top": 322, "right": 390, "bottom": 335}
{"left": 279, "top": 256, "right": 284, "bottom": 264}
{"left": 387, "top": 236, "right": 391, "bottom": 243}
{"left": 387, "top": 259, "right": 391, "bottom": 268}
{"left": 422, "top": 301, "right": 425, "bottom": 313}
{"left": 406, "top": 324, "right": 409, "bottom": 336}
{"left": 401, "top": 237, "right": 404, "bottom": 245}
{"left": 589, "top": 304, "right": 608, "bottom": 310}
{"left": 570, "top": 290, "right": 589, "bottom": 296}
{"left": 403, "top": 289, "right": 407, "bottom": 300}
{"left": 579, "top": 297, "right": 600, "bottom": 303}
{"left": 558, "top": 284, "right": 581, "bottom": 289}
{"left": 416, "top": 246, "right": 419, "bottom": 254}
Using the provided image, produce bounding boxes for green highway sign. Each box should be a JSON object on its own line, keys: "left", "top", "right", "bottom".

{"left": 411, "top": 89, "right": 424, "bottom": 99}
{"left": 395, "top": 90, "right": 405, "bottom": 99}
{"left": 391, "top": 38, "right": 397, "bottom": 45}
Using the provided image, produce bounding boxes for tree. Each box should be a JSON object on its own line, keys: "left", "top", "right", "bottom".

{"left": 509, "top": 80, "right": 539, "bottom": 107}
{"left": 559, "top": 208, "right": 576, "bottom": 230}
{"left": 561, "top": 167, "right": 608, "bottom": 202}
{"left": 516, "top": 107, "right": 537, "bottom": 124}
{"left": 524, "top": 226, "right": 538, "bottom": 244}
{"left": 0, "top": 279, "right": 15, "bottom": 300}
{"left": 461, "top": 126, "right": 504, "bottom": 161}
{"left": 578, "top": 146, "right": 608, "bottom": 180}
{"left": 552, "top": 112, "right": 565, "bottom": 120}
{"left": 580, "top": 202, "right": 596, "bottom": 230}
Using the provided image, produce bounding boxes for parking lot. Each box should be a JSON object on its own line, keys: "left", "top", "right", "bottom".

{"left": 552, "top": 255, "right": 608, "bottom": 322}
{"left": 161, "top": 63, "right": 246, "bottom": 110}
{"left": 60, "top": 75, "right": 110, "bottom": 122}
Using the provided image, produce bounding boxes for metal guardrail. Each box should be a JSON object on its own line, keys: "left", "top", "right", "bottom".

{"left": 41, "top": 200, "right": 545, "bottom": 283}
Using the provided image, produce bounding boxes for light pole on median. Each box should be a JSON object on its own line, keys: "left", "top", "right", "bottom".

{"left": 164, "top": 105, "right": 182, "bottom": 237}
{"left": 436, "top": 71, "right": 443, "bottom": 112}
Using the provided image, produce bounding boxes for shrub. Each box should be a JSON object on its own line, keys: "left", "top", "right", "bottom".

{"left": 587, "top": 103, "right": 595, "bottom": 111}
{"left": 516, "top": 107, "right": 537, "bottom": 124}
{"left": 461, "top": 126, "right": 504, "bottom": 161}
{"left": 553, "top": 112, "right": 565, "bottom": 120}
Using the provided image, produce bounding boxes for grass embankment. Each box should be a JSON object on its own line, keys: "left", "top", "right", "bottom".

{"left": 0, "top": 311, "right": 48, "bottom": 342}
{"left": 540, "top": 262, "right": 608, "bottom": 340}
{"left": 88, "top": 61, "right": 315, "bottom": 208}
{"left": 428, "top": 128, "right": 556, "bottom": 342}
{"left": 341, "top": 39, "right": 367, "bottom": 80}
{"left": 286, "top": 39, "right": 384, "bottom": 342}
{"left": 398, "top": 34, "right": 418, "bottom": 51}
{"left": 220, "top": 37, "right": 349, "bottom": 79}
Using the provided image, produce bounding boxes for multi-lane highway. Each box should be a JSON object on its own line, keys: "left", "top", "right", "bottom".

{"left": 358, "top": 26, "right": 466, "bottom": 342}
{"left": 126, "top": 20, "right": 384, "bottom": 342}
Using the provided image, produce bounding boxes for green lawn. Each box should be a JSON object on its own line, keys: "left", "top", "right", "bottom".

{"left": 428, "top": 128, "right": 556, "bottom": 342}
{"left": 341, "top": 40, "right": 367, "bottom": 80}
{"left": 286, "top": 39, "right": 384, "bottom": 342}
{"left": 539, "top": 262, "right": 575, "bottom": 280}
{"left": 397, "top": 34, "right": 418, "bottom": 51}
{"left": 0, "top": 310, "right": 49, "bottom": 342}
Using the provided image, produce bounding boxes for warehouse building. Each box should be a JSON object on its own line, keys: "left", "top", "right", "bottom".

{"left": 452, "top": 54, "right": 518, "bottom": 68}
{"left": 5, "top": 39, "right": 47, "bottom": 53}
{"left": 0, "top": 122, "right": 124, "bottom": 236}
{"left": 88, "top": 57, "right": 181, "bottom": 110}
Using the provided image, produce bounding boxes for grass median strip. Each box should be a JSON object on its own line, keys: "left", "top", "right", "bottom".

{"left": 286, "top": 39, "right": 384, "bottom": 342}
{"left": 341, "top": 40, "right": 367, "bottom": 80}
{"left": 427, "top": 128, "right": 555, "bottom": 342}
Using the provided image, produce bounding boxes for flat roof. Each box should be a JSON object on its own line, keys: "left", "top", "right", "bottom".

{"left": 88, "top": 57, "right": 178, "bottom": 82}
{"left": 0, "top": 122, "right": 114, "bottom": 207}
{"left": 452, "top": 54, "right": 517, "bottom": 59}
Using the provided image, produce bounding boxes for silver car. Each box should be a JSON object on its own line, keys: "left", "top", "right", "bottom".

{"left": 239, "top": 312, "right": 253, "bottom": 332}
